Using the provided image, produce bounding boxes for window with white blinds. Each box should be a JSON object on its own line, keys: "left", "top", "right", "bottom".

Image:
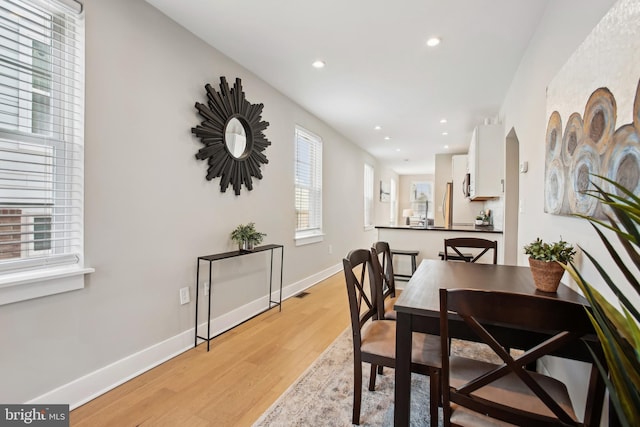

{"left": 294, "top": 126, "right": 322, "bottom": 244}
{"left": 0, "top": 0, "right": 84, "bottom": 275}
{"left": 363, "top": 163, "right": 373, "bottom": 229}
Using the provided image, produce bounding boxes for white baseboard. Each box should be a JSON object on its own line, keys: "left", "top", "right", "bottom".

{"left": 27, "top": 263, "right": 342, "bottom": 410}
{"left": 281, "top": 262, "right": 341, "bottom": 300}
{"left": 28, "top": 328, "right": 195, "bottom": 410}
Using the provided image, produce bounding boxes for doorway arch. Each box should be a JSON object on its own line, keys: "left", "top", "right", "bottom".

{"left": 504, "top": 128, "right": 520, "bottom": 265}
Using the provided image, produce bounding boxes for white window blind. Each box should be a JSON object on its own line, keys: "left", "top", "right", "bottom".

{"left": 364, "top": 163, "right": 373, "bottom": 228}
{"left": 294, "top": 126, "right": 322, "bottom": 241}
{"left": 0, "top": 0, "right": 84, "bottom": 274}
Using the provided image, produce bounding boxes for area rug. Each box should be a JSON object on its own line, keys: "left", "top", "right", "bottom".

{"left": 252, "top": 328, "right": 501, "bottom": 427}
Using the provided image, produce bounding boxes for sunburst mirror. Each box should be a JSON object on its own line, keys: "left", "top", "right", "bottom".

{"left": 192, "top": 77, "right": 271, "bottom": 195}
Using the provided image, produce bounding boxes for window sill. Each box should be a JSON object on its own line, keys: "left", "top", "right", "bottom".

{"left": 0, "top": 265, "right": 95, "bottom": 306}
{"left": 295, "top": 233, "right": 325, "bottom": 246}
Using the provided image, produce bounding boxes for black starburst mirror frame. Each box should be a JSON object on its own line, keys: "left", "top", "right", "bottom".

{"left": 192, "top": 77, "right": 271, "bottom": 195}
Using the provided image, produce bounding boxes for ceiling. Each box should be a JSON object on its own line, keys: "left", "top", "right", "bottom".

{"left": 146, "top": 0, "right": 549, "bottom": 175}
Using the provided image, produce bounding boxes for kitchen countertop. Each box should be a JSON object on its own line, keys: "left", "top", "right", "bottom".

{"left": 375, "top": 225, "right": 502, "bottom": 234}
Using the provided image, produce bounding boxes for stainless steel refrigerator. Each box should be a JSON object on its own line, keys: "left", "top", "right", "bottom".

{"left": 442, "top": 181, "right": 453, "bottom": 227}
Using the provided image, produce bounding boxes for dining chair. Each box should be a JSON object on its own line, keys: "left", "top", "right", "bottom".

{"left": 342, "top": 249, "right": 441, "bottom": 425}
{"left": 371, "top": 241, "right": 401, "bottom": 320}
{"left": 439, "top": 288, "right": 605, "bottom": 427}
{"left": 443, "top": 237, "right": 497, "bottom": 264}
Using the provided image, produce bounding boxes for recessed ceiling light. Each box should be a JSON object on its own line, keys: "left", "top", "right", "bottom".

{"left": 312, "top": 60, "right": 325, "bottom": 68}
{"left": 444, "top": 145, "right": 449, "bottom": 149}
{"left": 426, "top": 37, "right": 441, "bottom": 47}
{"left": 374, "top": 125, "right": 382, "bottom": 130}
{"left": 395, "top": 148, "right": 401, "bottom": 152}
{"left": 440, "top": 118, "right": 447, "bottom": 124}
{"left": 384, "top": 136, "right": 391, "bottom": 141}
{"left": 442, "top": 132, "right": 448, "bottom": 136}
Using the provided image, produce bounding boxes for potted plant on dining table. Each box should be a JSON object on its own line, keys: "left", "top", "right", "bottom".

{"left": 523, "top": 237, "right": 575, "bottom": 293}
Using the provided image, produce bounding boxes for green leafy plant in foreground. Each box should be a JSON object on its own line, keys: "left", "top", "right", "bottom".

{"left": 563, "top": 176, "right": 640, "bottom": 426}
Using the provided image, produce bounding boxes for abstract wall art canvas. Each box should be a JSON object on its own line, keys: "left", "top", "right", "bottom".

{"left": 544, "top": 0, "right": 640, "bottom": 217}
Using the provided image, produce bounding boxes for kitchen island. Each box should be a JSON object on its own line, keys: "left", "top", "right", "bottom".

{"left": 375, "top": 225, "right": 504, "bottom": 269}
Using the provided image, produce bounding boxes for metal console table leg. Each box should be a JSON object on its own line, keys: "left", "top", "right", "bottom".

{"left": 194, "top": 244, "right": 284, "bottom": 351}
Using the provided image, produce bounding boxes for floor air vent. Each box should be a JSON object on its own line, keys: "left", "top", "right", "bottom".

{"left": 295, "top": 291, "right": 310, "bottom": 298}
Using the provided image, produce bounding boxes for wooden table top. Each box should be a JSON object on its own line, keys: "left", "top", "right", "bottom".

{"left": 394, "top": 259, "right": 588, "bottom": 317}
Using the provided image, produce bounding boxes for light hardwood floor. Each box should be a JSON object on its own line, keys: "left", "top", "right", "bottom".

{"left": 70, "top": 272, "right": 350, "bottom": 426}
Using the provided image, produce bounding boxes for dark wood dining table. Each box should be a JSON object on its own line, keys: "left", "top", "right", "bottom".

{"left": 393, "top": 259, "right": 592, "bottom": 427}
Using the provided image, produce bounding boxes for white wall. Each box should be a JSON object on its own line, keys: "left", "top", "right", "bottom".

{"left": 501, "top": 0, "right": 618, "bottom": 269}
{"left": 0, "top": 0, "right": 379, "bottom": 404}
{"left": 499, "top": 0, "right": 619, "bottom": 420}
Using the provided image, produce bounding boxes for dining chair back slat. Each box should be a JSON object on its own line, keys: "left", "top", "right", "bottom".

{"left": 439, "top": 288, "right": 605, "bottom": 427}
{"left": 343, "top": 249, "right": 441, "bottom": 425}
{"left": 371, "top": 241, "right": 397, "bottom": 299}
{"left": 444, "top": 237, "right": 498, "bottom": 264}
{"left": 343, "top": 249, "right": 377, "bottom": 332}
{"left": 370, "top": 241, "right": 400, "bottom": 320}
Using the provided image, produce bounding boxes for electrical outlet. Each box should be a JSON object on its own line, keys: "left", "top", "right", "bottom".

{"left": 203, "top": 281, "right": 210, "bottom": 296}
{"left": 180, "top": 287, "right": 190, "bottom": 305}
{"left": 328, "top": 244, "right": 333, "bottom": 254}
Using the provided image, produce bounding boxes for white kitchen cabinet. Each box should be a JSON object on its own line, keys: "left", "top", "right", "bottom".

{"left": 468, "top": 123, "right": 504, "bottom": 200}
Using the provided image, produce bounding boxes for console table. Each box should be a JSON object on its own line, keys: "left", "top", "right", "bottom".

{"left": 194, "top": 244, "right": 284, "bottom": 351}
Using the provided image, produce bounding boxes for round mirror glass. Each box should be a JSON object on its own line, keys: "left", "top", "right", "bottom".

{"left": 225, "top": 118, "right": 247, "bottom": 158}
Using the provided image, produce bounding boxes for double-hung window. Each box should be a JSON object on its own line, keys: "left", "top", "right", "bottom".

{"left": 294, "top": 126, "right": 322, "bottom": 245}
{"left": 363, "top": 163, "right": 373, "bottom": 229}
{"left": 0, "top": 0, "right": 87, "bottom": 303}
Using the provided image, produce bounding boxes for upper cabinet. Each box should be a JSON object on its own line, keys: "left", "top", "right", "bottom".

{"left": 468, "top": 123, "right": 504, "bottom": 200}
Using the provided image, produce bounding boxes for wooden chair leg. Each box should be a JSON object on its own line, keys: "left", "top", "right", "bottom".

{"left": 368, "top": 363, "right": 377, "bottom": 391}
{"left": 353, "top": 359, "right": 362, "bottom": 425}
{"left": 430, "top": 369, "right": 440, "bottom": 426}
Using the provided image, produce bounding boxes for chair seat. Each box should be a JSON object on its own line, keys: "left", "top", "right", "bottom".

{"left": 383, "top": 289, "right": 402, "bottom": 320}
{"left": 361, "top": 320, "right": 441, "bottom": 367}
{"left": 450, "top": 404, "right": 517, "bottom": 427}
{"left": 449, "top": 356, "right": 577, "bottom": 423}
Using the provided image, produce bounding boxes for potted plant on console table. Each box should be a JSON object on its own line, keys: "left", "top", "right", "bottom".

{"left": 231, "top": 222, "right": 266, "bottom": 252}
{"left": 523, "top": 237, "right": 575, "bottom": 293}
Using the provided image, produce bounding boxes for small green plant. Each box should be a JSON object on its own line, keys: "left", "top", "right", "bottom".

{"left": 523, "top": 237, "right": 575, "bottom": 263}
{"left": 230, "top": 222, "right": 266, "bottom": 248}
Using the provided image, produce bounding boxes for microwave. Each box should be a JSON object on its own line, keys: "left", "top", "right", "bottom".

{"left": 462, "top": 173, "right": 471, "bottom": 198}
